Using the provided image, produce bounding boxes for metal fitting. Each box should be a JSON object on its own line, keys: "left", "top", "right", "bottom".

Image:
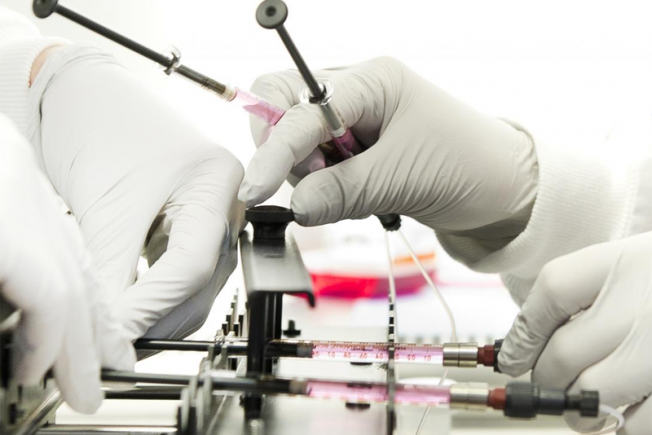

{"left": 450, "top": 382, "right": 489, "bottom": 411}
{"left": 299, "top": 81, "right": 333, "bottom": 105}
{"left": 443, "top": 343, "right": 478, "bottom": 368}
{"left": 164, "top": 46, "right": 182, "bottom": 75}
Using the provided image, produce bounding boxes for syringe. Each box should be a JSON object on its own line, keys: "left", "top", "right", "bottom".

{"left": 32, "top": 0, "right": 367, "bottom": 170}
{"left": 256, "top": 0, "right": 362, "bottom": 161}
{"left": 101, "top": 369, "right": 601, "bottom": 418}
{"left": 32, "top": 0, "right": 285, "bottom": 126}
{"left": 255, "top": 0, "right": 402, "bottom": 230}
{"left": 134, "top": 338, "right": 503, "bottom": 369}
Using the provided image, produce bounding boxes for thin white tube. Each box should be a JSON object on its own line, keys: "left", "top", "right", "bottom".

{"left": 579, "top": 404, "right": 625, "bottom": 435}
{"left": 396, "top": 229, "right": 457, "bottom": 344}
{"left": 396, "top": 229, "right": 458, "bottom": 435}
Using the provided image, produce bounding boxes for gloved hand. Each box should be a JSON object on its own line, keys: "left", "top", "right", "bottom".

{"left": 499, "top": 233, "right": 652, "bottom": 434}
{"left": 35, "top": 46, "right": 244, "bottom": 341}
{"left": 0, "top": 114, "right": 135, "bottom": 413}
{"left": 240, "top": 57, "right": 538, "bottom": 240}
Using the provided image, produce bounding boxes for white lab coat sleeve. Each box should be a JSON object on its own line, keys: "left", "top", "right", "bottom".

{"left": 0, "top": 5, "right": 69, "bottom": 136}
{"left": 437, "top": 122, "right": 650, "bottom": 306}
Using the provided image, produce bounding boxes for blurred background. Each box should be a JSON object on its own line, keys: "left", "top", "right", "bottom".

{"left": 2, "top": 0, "right": 651, "bottom": 432}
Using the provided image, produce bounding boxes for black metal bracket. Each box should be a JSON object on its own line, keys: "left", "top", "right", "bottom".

{"left": 239, "top": 206, "right": 314, "bottom": 418}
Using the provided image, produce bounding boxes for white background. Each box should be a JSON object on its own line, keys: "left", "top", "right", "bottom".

{"left": 4, "top": 0, "right": 652, "bottom": 170}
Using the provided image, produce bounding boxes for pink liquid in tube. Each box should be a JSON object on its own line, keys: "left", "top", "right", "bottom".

{"left": 306, "top": 381, "right": 450, "bottom": 406}
{"left": 310, "top": 342, "right": 444, "bottom": 365}
{"left": 234, "top": 88, "right": 285, "bottom": 125}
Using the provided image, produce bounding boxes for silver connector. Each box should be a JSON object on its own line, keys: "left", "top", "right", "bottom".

{"left": 443, "top": 343, "right": 478, "bottom": 368}
{"left": 164, "top": 46, "right": 182, "bottom": 75}
{"left": 222, "top": 84, "right": 237, "bottom": 102}
{"left": 449, "top": 382, "right": 489, "bottom": 410}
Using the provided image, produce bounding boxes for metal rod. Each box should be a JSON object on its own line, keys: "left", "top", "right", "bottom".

{"left": 48, "top": 4, "right": 228, "bottom": 97}
{"left": 275, "top": 26, "right": 323, "bottom": 99}
{"left": 56, "top": 5, "right": 171, "bottom": 67}
{"left": 134, "top": 339, "right": 213, "bottom": 352}
{"left": 105, "top": 387, "right": 183, "bottom": 401}
{"left": 100, "top": 370, "right": 299, "bottom": 396}
{"left": 37, "top": 425, "right": 177, "bottom": 435}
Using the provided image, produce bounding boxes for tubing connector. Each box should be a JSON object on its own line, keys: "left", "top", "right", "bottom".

{"left": 477, "top": 339, "right": 503, "bottom": 372}
{"left": 488, "top": 382, "right": 600, "bottom": 418}
{"left": 443, "top": 343, "right": 478, "bottom": 368}
{"left": 450, "top": 382, "right": 490, "bottom": 410}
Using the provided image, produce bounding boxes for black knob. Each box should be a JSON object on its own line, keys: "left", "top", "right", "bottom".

{"left": 245, "top": 205, "right": 294, "bottom": 240}
{"left": 33, "top": 0, "right": 58, "bottom": 19}
{"left": 256, "top": 0, "right": 288, "bottom": 29}
{"left": 282, "top": 320, "right": 301, "bottom": 338}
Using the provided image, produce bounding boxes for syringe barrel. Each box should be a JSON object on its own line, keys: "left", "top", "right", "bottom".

{"left": 233, "top": 88, "right": 286, "bottom": 126}
{"left": 308, "top": 341, "right": 444, "bottom": 365}
{"left": 305, "top": 380, "right": 451, "bottom": 406}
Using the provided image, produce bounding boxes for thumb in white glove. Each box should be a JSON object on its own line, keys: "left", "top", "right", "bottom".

{"left": 498, "top": 233, "right": 652, "bottom": 434}
{"left": 241, "top": 57, "right": 538, "bottom": 241}
{"left": 0, "top": 114, "right": 135, "bottom": 413}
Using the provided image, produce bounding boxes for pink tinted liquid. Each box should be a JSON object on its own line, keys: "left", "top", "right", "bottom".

{"left": 234, "top": 88, "right": 285, "bottom": 125}
{"left": 310, "top": 273, "right": 431, "bottom": 299}
{"left": 306, "top": 381, "right": 450, "bottom": 406}
{"left": 310, "top": 342, "right": 444, "bottom": 365}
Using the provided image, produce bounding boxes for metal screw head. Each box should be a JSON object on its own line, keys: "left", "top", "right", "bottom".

{"left": 33, "top": 0, "right": 58, "bottom": 18}
{"left": 256, "top": 0, "right": 288, "bottom": 29}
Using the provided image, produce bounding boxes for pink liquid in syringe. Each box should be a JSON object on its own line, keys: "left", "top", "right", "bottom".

{"left": 310, "top": 342, "right": 444, "bottom": 365}
{"left": 233, "top": 88, "right": 285, "bottom": 125}
{"left": 306, "top": 381, "right": 450, "bottom": 406}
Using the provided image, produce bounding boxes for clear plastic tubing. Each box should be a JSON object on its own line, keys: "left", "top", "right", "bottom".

{"left": 309, "top": 341, "right": 444, "bottom": 365}
{"left": 306, "top": 381, "right": 450, "bottom": 406}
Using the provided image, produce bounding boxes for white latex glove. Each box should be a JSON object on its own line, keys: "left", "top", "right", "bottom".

{"left": 499, "top": 233, "right": 652, "bottom": 434}
{"left": 36, "top": 47, "right": 244, "bottom": 341}
{"left": 0, "top": 114, "right": 135, "bottom": 413}
{"left": 240, "top": 57, "right": 538, "bottom": 239}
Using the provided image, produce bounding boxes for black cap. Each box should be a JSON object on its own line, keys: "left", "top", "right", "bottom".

{"left": 256, "top": 0, "right": 288, "bottom": 29}
{"left": 33, "top": 0, "right": 58, "bottom": 18}
{"left": 246, "top": 206, "right": 294, "bottom": 240}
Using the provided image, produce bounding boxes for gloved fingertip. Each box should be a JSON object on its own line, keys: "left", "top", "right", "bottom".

{"left": 496, "top": 346, "right": 531, "bottom": 378}
{"left": 237, "top": 183, "right": 267, "bottom": 208}
{"left": 289, "top": 191, "right": 318, "bottom": 227}
{"left": 65, "top": 385, "right": 103, "bottom": 414}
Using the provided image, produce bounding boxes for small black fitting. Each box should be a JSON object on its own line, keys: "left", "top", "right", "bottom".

{"left": 504, "top": 382, "right": 600, "bottom": 419}
{"left": 505, "top": 383, "right": 539, "bottom": 418}
{"left": 282, "top": 320, "right": 301, "bottom": 338}
{"left": 345, "top": 402, "right": 371, "bottom": 410}
{"left": 566, "top": 390, "right": 600, "bottom": 418}
{"left": 376, "top": 214, "right": 401, "bottom": 231}
{"left": 246, "top": 206, "right": 294, "bottom": 240}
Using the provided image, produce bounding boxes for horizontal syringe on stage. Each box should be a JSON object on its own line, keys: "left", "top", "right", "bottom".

{"left": 134, "top": 338, "right": 503, "bottom": 369}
